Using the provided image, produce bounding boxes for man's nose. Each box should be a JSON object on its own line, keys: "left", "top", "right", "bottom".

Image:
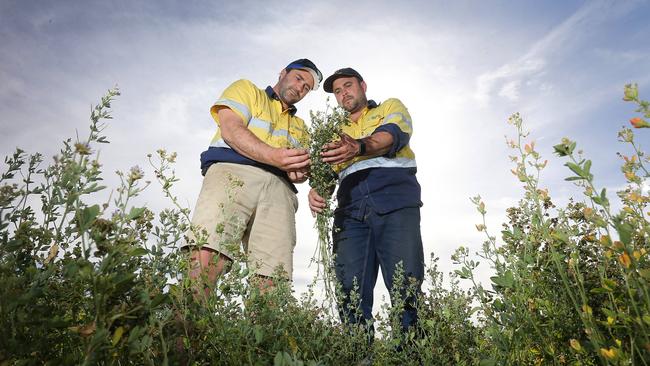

{"left": 299, "top": 80, "right": 310, "bottom": 94}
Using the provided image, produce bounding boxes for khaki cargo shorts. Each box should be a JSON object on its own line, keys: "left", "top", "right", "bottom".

{"left": 183, "top": 163, "right": 298, "bottom": 279}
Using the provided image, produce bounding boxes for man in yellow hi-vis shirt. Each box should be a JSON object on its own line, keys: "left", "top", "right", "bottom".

{"left": 309, "top": 68, "right": 424, "bottom": 340}
{"left": 185, "top": 59, "right": 322, "bottom": 296}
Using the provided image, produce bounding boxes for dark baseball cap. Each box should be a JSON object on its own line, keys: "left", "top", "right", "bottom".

{"left": 323, "top": 67, "right": 364, "bottom": 93}
{"left": 285, "top": 58, "right": 323, "bottom": 90}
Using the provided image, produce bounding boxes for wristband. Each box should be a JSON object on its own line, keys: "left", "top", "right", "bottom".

{"left": 356, "top": 139, "right": 366, "bottom": 156}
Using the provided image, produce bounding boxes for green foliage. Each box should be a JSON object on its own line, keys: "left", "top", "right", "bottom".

{"left": 0, "top": 88, "right": 183, "bottom": 364}
{"left": 2, "top": 84, "right": 646, "bottom": 365}
{"left": 455, "top": 87, "right": 650, "bottom": 365}
{"left": 0, "top": 90, "right": 478, "bottom": 365}
{"left": 306, "top": 105, "right": 348, "bottom": 302}
{"left": 372, "top": 256, "right": 484, "bottom": 365}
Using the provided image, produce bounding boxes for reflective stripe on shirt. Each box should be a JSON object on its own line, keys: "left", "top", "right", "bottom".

{"left": 338, "top": 156, "right": 417, "bottom": 182}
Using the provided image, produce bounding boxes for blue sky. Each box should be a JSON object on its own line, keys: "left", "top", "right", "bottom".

{"left": 2, "top": 0, "right": 649, "bottom": 310}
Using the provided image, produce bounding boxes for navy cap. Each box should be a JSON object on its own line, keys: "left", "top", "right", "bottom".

{"left": 323, "top": 67, "right": 364, "bottom": 93}
{"left": 285, "top": 58, "right": 323, "bottom": 90}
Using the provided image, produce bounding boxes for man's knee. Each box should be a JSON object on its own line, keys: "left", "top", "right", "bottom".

{"left": 187, "top": 247, "right": 232, "bottom": 279}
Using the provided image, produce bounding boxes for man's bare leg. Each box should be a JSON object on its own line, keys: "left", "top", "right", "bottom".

{"left": 188, "top": 248, "right": 232, "bottom": 301}
{"left": 249, "top": 275, "right": 275, "bottom": 295}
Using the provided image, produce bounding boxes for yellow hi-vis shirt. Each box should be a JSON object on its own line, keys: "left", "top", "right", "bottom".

{"left": 208, "top": 79, "right": 309, "bottom": 150}
{"left": 334, "top": 98, "right": 417, "bottom": 182}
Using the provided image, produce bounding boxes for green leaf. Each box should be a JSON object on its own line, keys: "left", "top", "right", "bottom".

{"left": 602, "top": 308, "right": 617, "bottom": 318}
{"left": 553, "top": 144, "right": 569, "bottom": 157}
{"left": 602, "top": 278, "right": 616, "bottom": 291}
{"left": 113, "top": 273, "right": 136, "bottom": 292}
{"left": 150, "top": 293, "right": 169, "bottom": 308}
{"left": 454, "top": 268, "right": 471, "bottom": 279}
{"left": 274, "top": 351, "right": 293, "bottom": 366}
{"left": 127, "top": 207, "right": 146, "bottom": 220}
{"left": 79, "top": 204, "right": 100, "bottom": 231}
{"left": 531, "top": 213, "right": 541, "bottom": 227}
{"left": 112, "top": 326, "right": 124, "bottom": 346}
{"left": 480, "top": 359, "right": 497, "bottom": 366}
{"left": 638, "top": 268, "right": 650, "bottom": 281}
{"left": 493, "top": 299, "right": 505, "bottom": 311}
{"left": 565, "top": 162, "right": 584, "bottom": 178}
{"left": 254, "top": 325, "right": 263, "bottom": 344}
{"left": 551, "top": 231, "right": 570, "bottom": 244}
{"left": 129, "top": 247, "right": 148, "bottom": 257}
{"left": 82, "top": 183, "right": 106, "bottom": 194}
{"left": 600, "top": 188, "right": 609, "bottom": 206}
{"left": 4, "top": 239, "right": 24, "bottom": 252}
{"left": 491, "top": 270, "right": 514, "bottom": 288}
{"left": 274, "top": 352, "right": 283, "bottom": 366}
{"left": 590, "top": 287, "right": 611, "bottom": 294}
{"left": 615, "top": 221, "right": 634, "bottom": 245}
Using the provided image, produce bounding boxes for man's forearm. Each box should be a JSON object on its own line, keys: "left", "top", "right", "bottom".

{"left": 360, "top": 131, "right": 393, "bottom": 157}
{"left": 222, "top": 121, "right": 276, "bottom": 165}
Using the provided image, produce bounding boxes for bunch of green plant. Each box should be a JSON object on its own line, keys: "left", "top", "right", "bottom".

{"left": 0, "top": 89, "right": 186, "bottom": 364}
{"left": 370, "top": 255, "right": 484, "bottom": 365}
{"left": 306, "top": 105, "right": 349, "bottom": 301}
{"left": 181, "top": 269, "right": 377, "bottom": 365}
{"left": 453, "top": 85, "right": 649, "bottom": 365}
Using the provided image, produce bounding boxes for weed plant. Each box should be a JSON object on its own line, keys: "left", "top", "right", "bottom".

{"left": 1, "top": 85, "right": 647, "bottom": 365}
{"left": 454, "top": 84, "right": 649, "bottom": 365}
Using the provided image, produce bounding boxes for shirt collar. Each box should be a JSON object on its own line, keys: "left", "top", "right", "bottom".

{"left": 265, "top": 86, "right": 297, "bottom": 116}
{"left": 358, "top": 99, "right": 379, "bottom": 119}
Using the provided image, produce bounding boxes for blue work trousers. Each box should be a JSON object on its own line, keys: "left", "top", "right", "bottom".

{"left": 333, "top": 206, "right": 424, "bottom": 333}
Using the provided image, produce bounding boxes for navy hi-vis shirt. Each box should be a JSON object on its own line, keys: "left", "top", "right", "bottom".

{"left": 200, "top": 80, "right": 309, "bottom": 193}
{"left": 334, "top": 99, "right": 422, "bottom": 218}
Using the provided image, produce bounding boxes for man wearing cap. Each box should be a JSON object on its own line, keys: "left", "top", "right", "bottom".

{"left": 185, "top": 59, "right": 323, "bottom": 296}
{"left": 308, "top": 68, "right": 424, "bottom": 336}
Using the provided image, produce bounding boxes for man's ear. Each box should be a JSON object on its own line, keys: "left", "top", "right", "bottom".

{"left": 279, "top": 69, "right": 288, "bottom": 81}
{"left": 361, "top": 80, "right": 367, "bottom": 93}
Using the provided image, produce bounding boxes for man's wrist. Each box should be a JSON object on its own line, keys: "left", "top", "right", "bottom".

{"left": 356, "top": 138, "right": 366, "bottom": 156}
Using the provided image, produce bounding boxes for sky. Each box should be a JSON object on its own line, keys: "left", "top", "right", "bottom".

{"left": 2, "top": 0, "right": 649, "bottom": 314}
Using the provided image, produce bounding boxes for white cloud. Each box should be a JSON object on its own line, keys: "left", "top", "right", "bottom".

{"left": 498, "top": 80, "right": 522, "bottom": 101}
{"left": 473, "top": 0, "right": 616, "bottom": 108}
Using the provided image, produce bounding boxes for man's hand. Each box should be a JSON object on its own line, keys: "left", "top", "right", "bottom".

{"left": 321, "top": 133, "right": 360, "bottom": 165}
{"left": 308, "top": 188, "right": 327, "bottom": 215}
{"left": 271, "top": 148, "right": 310, "bottom": 171}
{"left": 287, "top": 168, "right": 309, "bottom": 183}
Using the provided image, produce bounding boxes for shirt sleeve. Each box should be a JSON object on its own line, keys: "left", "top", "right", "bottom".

{"left": 373, "top": 98, "right": 413, "bottom": 157}
{"left": 210, "top": 79, "right": 256, "bottom": 126}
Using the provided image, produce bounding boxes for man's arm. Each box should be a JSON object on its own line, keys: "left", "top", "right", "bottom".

{"left": 217, "top": 107, "right": 310, "bottom": 171}
{"left": 320, "top": 131, "right": 393, "bottom": 165}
